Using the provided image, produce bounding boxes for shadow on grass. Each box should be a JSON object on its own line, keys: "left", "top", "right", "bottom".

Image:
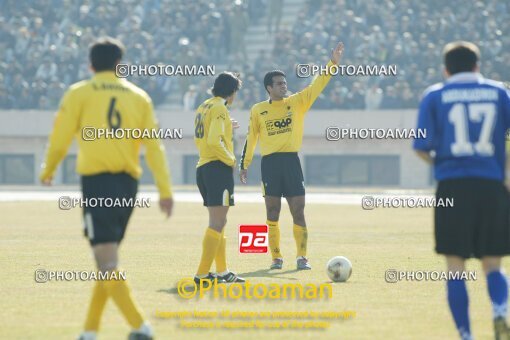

{"left": 158, "top": 269, "right": 300, "bottom": 295}
{"left": 236, "top": 268, "right": 299, "bottom": 280}
{"left": 158, "top": 287, "right": 180, "bottom": 295}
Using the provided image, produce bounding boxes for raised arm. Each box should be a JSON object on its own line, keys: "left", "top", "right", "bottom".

{"left": 292, "top": 42, "right": 344, "bottom": 113}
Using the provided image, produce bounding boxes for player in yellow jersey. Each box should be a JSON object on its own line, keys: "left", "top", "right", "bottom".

{"left": 39, "top": 37, "right": 173, "bottom": 340}
{"left": 239, "top": 42, "right": 344, "bottom": 270}
{"left": 193, "top": 72, "right": 245, "bottom": 285}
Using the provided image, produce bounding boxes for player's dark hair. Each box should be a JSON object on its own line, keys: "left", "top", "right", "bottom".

{"left": 443, "top": 41, "right": 480, "bottom": 75}
{"left": 263, "top": 70, "right": 286, "bottom": 94}
{"left": 89, "top": 37, "right": 125, "bottom": 72}
{"left": 211, "top": 72, "right": 242, "bottom": 98}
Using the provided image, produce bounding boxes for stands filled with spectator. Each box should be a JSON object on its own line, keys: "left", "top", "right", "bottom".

{"left": 1, "top": 0, "right": 508, "bottom": 110}
{"left": 278, "top": 0, "right": 510, "bottom": 109}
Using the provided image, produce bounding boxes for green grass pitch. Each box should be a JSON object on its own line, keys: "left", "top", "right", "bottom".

{"left": 0, "top": 200, "right": 502, "bottom": 339}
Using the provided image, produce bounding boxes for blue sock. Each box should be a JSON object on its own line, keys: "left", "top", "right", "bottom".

{"left": 487, "top": 270, "right": 508, "bottom": 319}
{"left": 447, "top": 279, "right": 471, "bottom": 340}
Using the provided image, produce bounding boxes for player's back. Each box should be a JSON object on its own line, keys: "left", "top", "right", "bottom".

{"left": 66, "top": 71, "right": 154, "bottom": 176}
{"left": 194, "top": 96, "right": 233, "bottom": 167}
{"left": 415, "top": 73, "right": 510, "bottom": 181}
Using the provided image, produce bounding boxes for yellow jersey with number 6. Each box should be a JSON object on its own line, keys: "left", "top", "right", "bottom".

{"left": 40, "top": 71, "right": 172, "bottom": 198}
{"left": 194, "top": 96, "right": 235, "bottom": 167}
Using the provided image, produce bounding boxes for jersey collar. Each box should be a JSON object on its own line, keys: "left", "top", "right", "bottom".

{"left": 213, "top": 96, "right": 228, "bottom": 106}
{"left": 93, "top": 71, "right": 118, "bottom": 79}
{"left": 446, "top": 72, "right": 484, "bottom": 84}
{"left": 268, "top": 98, "right": 287, "bottom": 106}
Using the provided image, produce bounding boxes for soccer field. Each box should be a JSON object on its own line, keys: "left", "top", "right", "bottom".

{"left": 0, "top": 199, "right": 501, "bottom": 339}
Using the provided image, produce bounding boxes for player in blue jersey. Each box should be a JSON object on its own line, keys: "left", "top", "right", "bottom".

{"left": 414, "top": 41, "right": 510, "bottom": 340}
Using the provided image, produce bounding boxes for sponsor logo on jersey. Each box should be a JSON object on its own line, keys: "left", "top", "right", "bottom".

{"left": 265, "top": 117, "right": 293, "bottom": 136}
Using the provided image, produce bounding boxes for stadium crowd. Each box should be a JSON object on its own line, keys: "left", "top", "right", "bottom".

{"left": 269, "top": 0, "right": 510, "bottom": 110}
{"left": 1, "top": 0, "right": 508, "bottom": 110}
{"left": 0, "top": 0, "right": 262, "bottom": 109}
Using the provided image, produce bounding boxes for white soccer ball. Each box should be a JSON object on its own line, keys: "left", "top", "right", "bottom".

{"left": 326, "top": 256, "right": 352, "bottom": 282}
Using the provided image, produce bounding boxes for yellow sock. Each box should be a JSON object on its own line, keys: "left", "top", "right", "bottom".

{"left": 84, "top": 281, "right": 108, "bottom": 331}
{"left": 103, "top": 276, "right": 144, "bottom": 329}
{"left": 293, "top": 224, "right": 308, "bottom": 257}
{"left": 215, "top": 229, "right": 227, "bottom": 274}
{"left": 267, "top": 220, "right": 282, "bottom": 259}
{"left": 197, "top": 227, "right": 222, "bottom": 276}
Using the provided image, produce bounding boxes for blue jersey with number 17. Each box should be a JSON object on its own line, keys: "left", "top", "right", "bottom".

{"left": 413, "top": 73, "right": 510, "bottom": 181}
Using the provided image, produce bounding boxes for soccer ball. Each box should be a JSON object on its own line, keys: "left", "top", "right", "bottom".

{"left": 326, "top": 256, "right": 352, "bottom": 282}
